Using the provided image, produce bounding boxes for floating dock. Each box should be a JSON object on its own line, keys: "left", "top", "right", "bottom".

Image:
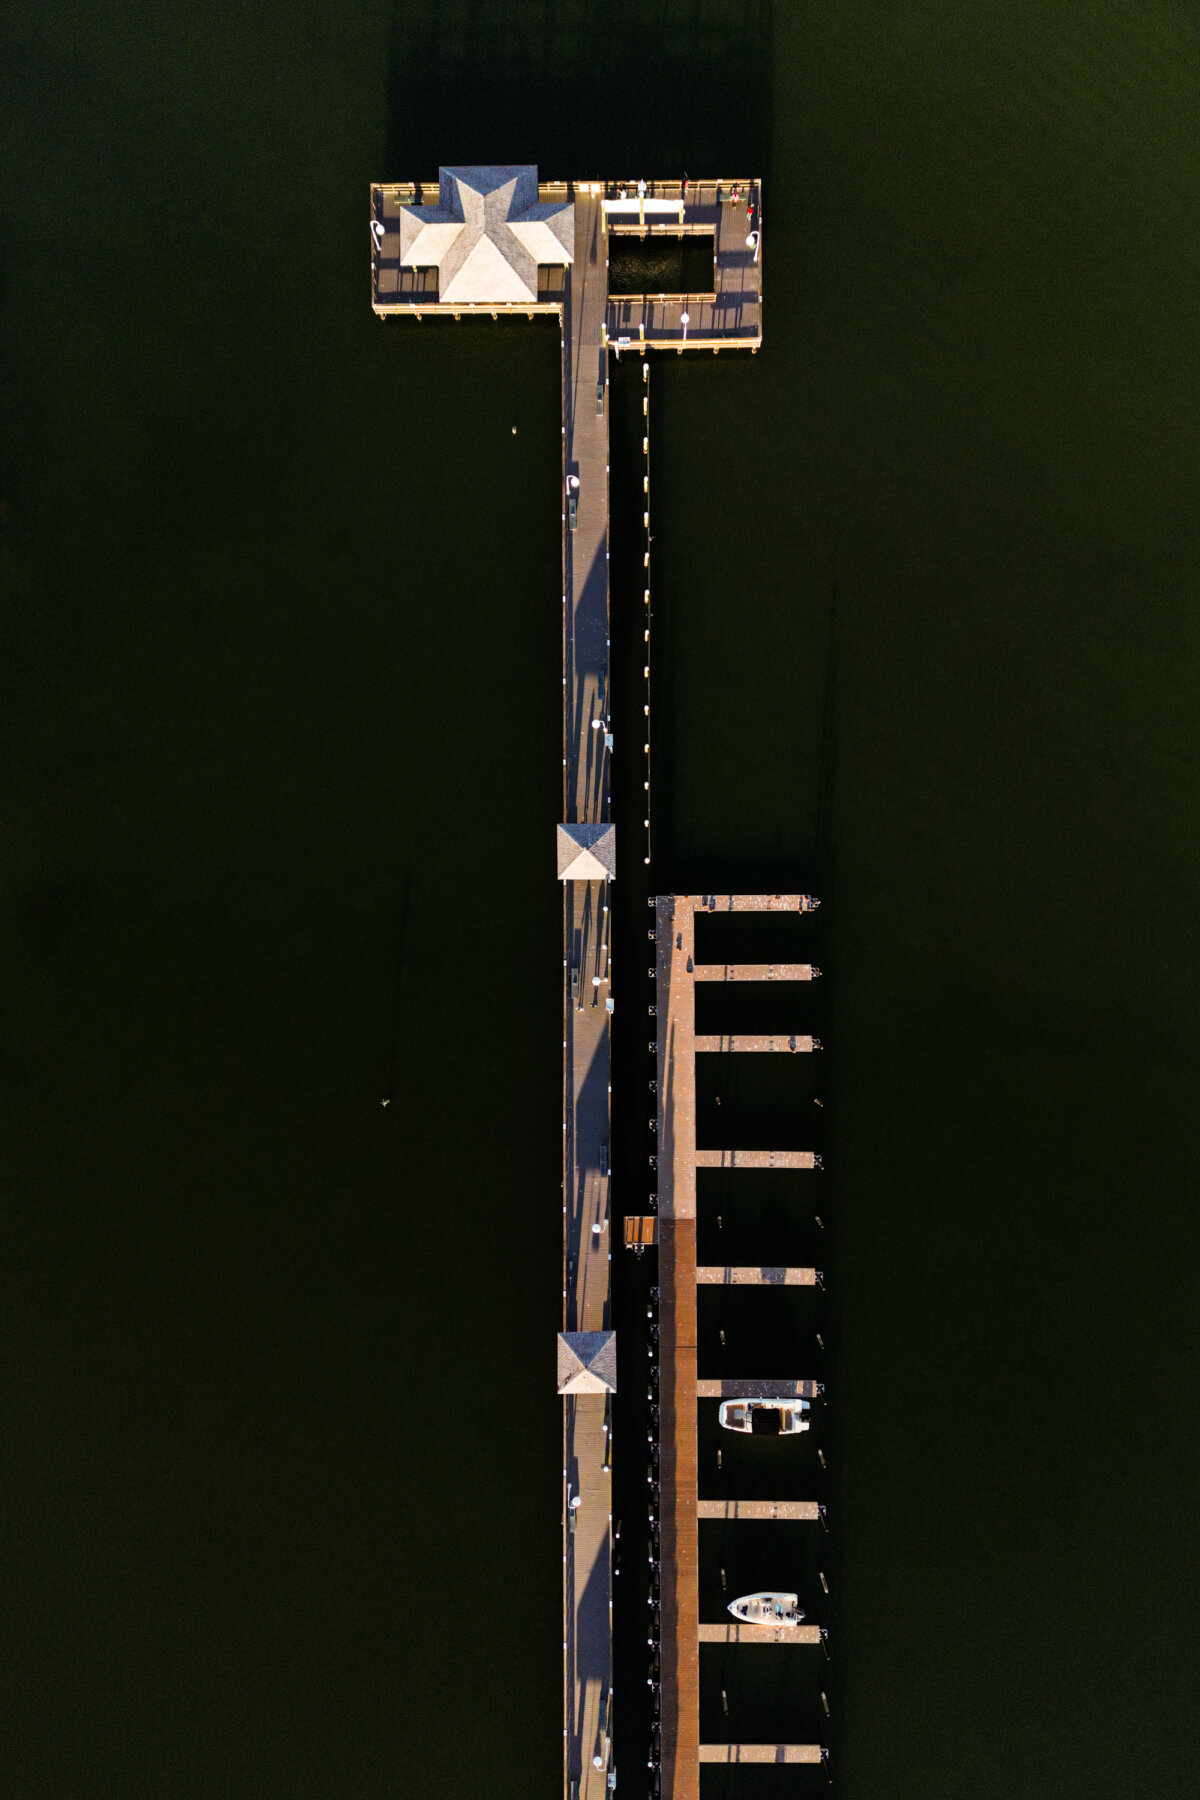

{"left": 655, "top": 895, "right": 826, "bottom": 1795}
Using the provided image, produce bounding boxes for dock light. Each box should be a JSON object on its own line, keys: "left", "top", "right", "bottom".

{"left": 680, "top": 309, "right": 690, "bottom": 344}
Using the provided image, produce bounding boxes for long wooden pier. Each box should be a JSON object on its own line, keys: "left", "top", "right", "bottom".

{"left": 655, "top": 895, "right": 826, "bottom": 1795}
{"left": 370, "top": 168, "right": 772, "bottom": 1797}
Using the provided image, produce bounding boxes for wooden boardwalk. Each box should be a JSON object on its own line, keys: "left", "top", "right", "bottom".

{"left": 655, "top": 895, "right": 825, "bottom": 1795}
{"left": 697, "top": 1500, "right": 820, "bottom": 1522}
{"left": 696, "top": 1265, "right": 818, "bottom": 1286}
{"left": 696, "top": 894, "right": 818, "bottom": 913}
{"left": 561, "top": 186, "right": 614, "bottom": 1800}
{"left": 694, "top": 963, "right": 816, "bottom": 982}
{"left": 697, "top": 1378, "right": 821, "bottom": 1401}
{"left": 695, "top": 1034, "right": 817, "bottom": 1053}
{"left": 699, "top": 1622, "right": 822, "bottom": 1646}
{"left": 700, "top": 1745, "right": 823, "bottom": 1765}
{"left": 695, "top": 1149, "right": 816, "bottom": 1170}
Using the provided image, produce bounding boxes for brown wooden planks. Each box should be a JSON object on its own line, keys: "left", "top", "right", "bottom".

{"left": 692, "top": 963, "right": 814, "bottom": 981}
{"left": 659, "top": 1217, "right": 700, "bottom": 1800}
{"left": 698, "top": 1622, "right": 822, "bottom": 1645}
{"left": 695, "top": 1149, "right": 816, "bottom": 1169}
{"left": 695, "top": 1034, "right": 815, "bottom": 1053}
{"left": 699, "top": 1745, "right": 823, "bottom": 1764}
{"left": 695, "top": 1265, "right": 817, "bottom": 1286}
{"left": 697, "top": 1500, "right": 820, "bottom": 1522}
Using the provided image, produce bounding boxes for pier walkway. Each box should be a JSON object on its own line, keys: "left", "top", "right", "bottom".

{"left": 561, "top": 184, "right": 613, "bottom": 1800}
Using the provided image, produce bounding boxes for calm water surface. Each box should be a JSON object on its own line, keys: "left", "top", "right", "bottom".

{"left": 2, "top": 4, "right": 1199, "bottom": 1796}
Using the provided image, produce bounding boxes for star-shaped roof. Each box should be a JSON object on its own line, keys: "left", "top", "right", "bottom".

{"left": 557, "top": 823, "right": 617, "bottom": 881}
{"left": 557, "top": 1331, "right": 618, "bottom": 1394}
{"left": 399, "top": 166, "right": 574, "bottom": 306}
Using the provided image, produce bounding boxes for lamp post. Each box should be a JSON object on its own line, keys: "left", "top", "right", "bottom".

{"left": 680, "top": 309, "right": 690, "bottom": 345}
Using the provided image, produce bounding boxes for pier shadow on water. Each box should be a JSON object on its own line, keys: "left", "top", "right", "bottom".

{"left": 385, "top": 0, "right": 774, "bottom": 180}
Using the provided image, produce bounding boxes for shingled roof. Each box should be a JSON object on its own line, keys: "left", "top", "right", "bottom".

{"left": 557, "top": 823, "right": 617, "bottom": 881}
{"left": 398, "top": 166, "right": 574, "bottom": 305}
{"left": 557, "top": 1331, "right": 618, "bottom": 1395}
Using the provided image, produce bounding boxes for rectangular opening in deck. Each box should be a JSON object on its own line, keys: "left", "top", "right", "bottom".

{"left": 607, "top": 233, "right": 715, "bottom": 297}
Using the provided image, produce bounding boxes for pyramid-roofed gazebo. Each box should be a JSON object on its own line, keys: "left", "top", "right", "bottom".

{"left": 557, "top": 1331, "right": 618, "bottom": 1395}
{"left": 397, "top": 166, "right": 574, "bottom": 306}
{"left": 557, "top": 822, "right": 616, "bottom": 882}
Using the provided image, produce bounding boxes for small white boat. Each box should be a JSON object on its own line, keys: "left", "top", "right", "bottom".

{"left": 728, "top": 1590, "right": 806, "bottom": 1627}
{"left": 718, "top": 1398, "right": 810, "bottom": 1436}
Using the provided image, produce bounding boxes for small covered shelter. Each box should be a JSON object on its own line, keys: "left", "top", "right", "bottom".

{"left": 397, "top": 165, "right": 574, "bottom": 306}
{"left": 557, "top": 1330, "right": 618, "bottom": 1395}
{"left": 557, "top": 822, "right": 617, "bottom": 881}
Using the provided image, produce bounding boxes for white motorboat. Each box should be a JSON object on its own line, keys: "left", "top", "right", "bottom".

{"left": 718, "top": 1398, "right": 810, "bottom": 1436}
{"left": 728, "top": 1590, "right": 806, "bottom": 1627}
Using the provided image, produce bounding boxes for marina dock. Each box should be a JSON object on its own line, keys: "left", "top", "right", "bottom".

{"left": 655, "top": 895, "right": 827, "bottom": 1794}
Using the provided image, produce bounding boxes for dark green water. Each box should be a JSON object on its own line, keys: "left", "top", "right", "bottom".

{"left": 4, "top": 4, "right": 1200, "bottom": 1796}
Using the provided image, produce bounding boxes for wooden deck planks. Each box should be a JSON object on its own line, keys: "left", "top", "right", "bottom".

{"left": 693, "top": 963, "right": 815, "bottom": 981}
{"left": 695, "top": 1149, "right": 816, "bottom": 1169}
{"left": 659, "top": 1217, "right": 700, "bottom": 1800}
{"left": 695, "top": 1034, "right": 816, "bottom": 1053}
{"left": 700, "top": 1745, "right": 824, "bottom": 1765}
{"left": 697, "top": 1378, "right": 821, "bottom": 1400}
{"left": 562, "top": 186, "right": 613, "bottom": 1800}
{"left": 697, "top": 1500, "right": 820, "bottom": 1522}
{"left": 695, "top": 1266, "right": 817, "bottom": 1286}
{"left": 698, "top": 1622, "right": 822, "bottom": 1645}
{"left": 657, "top": 894, "right": 701, "bottom": 1800}
{"left": 697, "top": 894, "right": 817, "bottom": 912}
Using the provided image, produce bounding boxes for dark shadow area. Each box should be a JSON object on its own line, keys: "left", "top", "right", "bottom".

{"left": 698, "top": 1399, "right": 829, "bottom": 1503}
{"left": 698, "top": 1520, "right": 827, "bottom": 1630}
{"left": 699, "top": 1644, "right": 828, "bottom": 1748}
{"left": 694, "top": 911, "right": 820, "bottom": 966}
{"left": 698, "top": 1287, "right": 825, "bottom": 1377}
{"left": 697, "top": 1770, "right": 830, "bottom": 1800}
{"left": 695, "top": 981, "right": 821, "bottom": 1037}
{"left": 696, "top": 1052, "right": 822, "bottom": 1148}
{"left": 385, "top": 0, "right": 775, "bottom": 182}
{"left": 696, "top": 1169, "right": 827, "bottom": 1265}
{"left": 608, "top": 234, "right": 716, "bottom": 297}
